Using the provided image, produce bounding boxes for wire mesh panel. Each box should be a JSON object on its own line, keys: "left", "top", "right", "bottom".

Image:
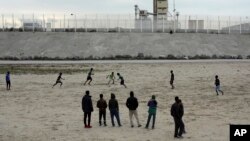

{"left": 0, "top": 13, "right": 249, "bottom": 34}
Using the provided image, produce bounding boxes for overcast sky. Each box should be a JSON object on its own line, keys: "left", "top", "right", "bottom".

{"left": 0, "top": 0, "right": 250, "bottom": 16}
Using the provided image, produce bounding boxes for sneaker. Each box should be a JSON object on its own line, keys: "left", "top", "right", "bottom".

{"left": 87, "top": 125, "right": 92, "bottom": 128}
{"left": 138, "top": 125, "right": 142, "bottom": 127}
{"left": 131, "top": 125, "right": 134, "bottom": 128}
{"left": 84, "top": 125, "right": 88, "bottom": 128}
{"left": 152, "top": 126, "right": 154, "bottom": 129}
{"left": 104, "top": 123, "right": 107, "bottom": 126}
{"left": 176, "top": 135, "right": 183, "bottom": 138}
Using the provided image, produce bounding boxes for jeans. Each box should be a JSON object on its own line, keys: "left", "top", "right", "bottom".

{"left": 146, "top": 113, "right": 156, "bottom": 128}
{"left": 110, "top": 110, "right": 121, "bottom": 126}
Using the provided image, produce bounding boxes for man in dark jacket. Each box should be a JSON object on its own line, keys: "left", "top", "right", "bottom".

{"left": 82, "top": 90, "right": 94, "bottom": 128}
{"left": 171, "top": 96, "right": 184, "bottom": 138}
{"left": 109, "top": 93, "right": 122, "bottom": 127}
{"left": 97, "top": 94, "right": 107, "bottom": 126}
{"left": 126, "top": 91, "right": 141, "bottom": 128}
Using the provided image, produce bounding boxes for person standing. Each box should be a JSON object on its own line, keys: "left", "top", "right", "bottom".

{"left": 97, "top": 94, "right": 108, "bottom": 126}
{"left": 82, "top": 90, "right": 94, "bottom": 128}
{"left": 6, "top": 71, "right": 11, "bottom": 90}
{"left": 215, "top": 75, "right": 224, "bottom": 95}
{"left": 145, "top": 95, "right": 157, "bottom": 129}
{"left": 107, "top": 72, "right": 116, "bottom": 86}
{"left": 170, "top": 70, "right": 175, "bottom": 89}
{"left": 117, "top": 73, "right": 127, "bottom": 88}
{"left": 171, "top": 96, "right": 184, "bottom": 138}
{"left": 108, "top": 93, "right": 122, "bottom": 127}
{"left": 52, "top": 72, "right": 64, "bottom": 88}
{"left": 126, "top": 91, "right": 142, "bottom": 128}
{"left": 179, "top": 99, "right": 186, "bottom": 134}
{"left": 84, "top": 68, "right": 94, "bottom": 85}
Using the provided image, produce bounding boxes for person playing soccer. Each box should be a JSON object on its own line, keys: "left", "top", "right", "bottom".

{"left": 117, "top": 73, "right": 127, "bottom": 88}
{"left": 84, "top": 68, "right": 94, "bottom": 85}
{"left": 52, "top": 72, "right": 64, "bottom": 88}
{"left": 107, "top": 72, "right": 115, "bottom": 86}
{"left": 215, "top": 75, "right": 224, "bottom": 95}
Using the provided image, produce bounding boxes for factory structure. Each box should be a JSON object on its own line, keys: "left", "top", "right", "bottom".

{"left": 134, "top": 0, "right": 205, "bottom": 31}
{"left": 135, "top": 0, "right": 172, "bottom": 30}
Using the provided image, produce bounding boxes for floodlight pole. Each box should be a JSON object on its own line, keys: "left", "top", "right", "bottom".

{"left": 173, "top": 0, "right": 176, "bottom": 32}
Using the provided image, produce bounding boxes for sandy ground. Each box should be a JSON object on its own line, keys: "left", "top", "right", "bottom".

{"left": 0, "top": 60, "right": 250, "bottom": 141}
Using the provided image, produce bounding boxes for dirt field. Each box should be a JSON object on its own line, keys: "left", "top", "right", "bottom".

{"left": 0, "top": 60, "right": 250, "bottom": 141}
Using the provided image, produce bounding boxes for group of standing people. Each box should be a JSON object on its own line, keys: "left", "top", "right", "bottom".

{"left": 81, "top": 91, "right": 158, "bottom": 129}
{"left": 81, "top": 90, "right": 187, "bottom": 138}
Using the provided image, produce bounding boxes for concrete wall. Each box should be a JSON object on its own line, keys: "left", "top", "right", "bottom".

{"left": 0, "top": 32, "right": 250, "bottom": 58}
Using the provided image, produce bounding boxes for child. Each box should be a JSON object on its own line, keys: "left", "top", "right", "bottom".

{"left": 84, "top": 68, "right": 94, "bottom": 85}
{"left": 52, "top": 72, "right": 64, "bottom": 88}
{"left": 215, "top": 75, "right": 224, "bottom": 95}
{"left": 107, "top": 72, "right": 115, "bottom": 86}
{"left": 117, "top": 73, "right": 127, "bottom": 88}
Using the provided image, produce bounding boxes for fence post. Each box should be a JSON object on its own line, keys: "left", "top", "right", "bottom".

{"left": 53, "top": 14, "right": 56, "bottom": 32}
{"left": 12, "top": 14, "right": 14, "bottom": 30}
{"left": 206, "top": 16, "right": 209, "bottom": 34}
{"left": 85, "top": 15, "right": 87, "bottom": 32}
{"left": 129, "top": 14, "right": 132, "bottom": 33}
{"left": 96, "top": 14, "right": 98, "bottom": 32}
{"left": 2, "top": 14, "right": 4, "bottom": 31}
{"left": 118, "top": 14, "right": 120, "bottom": 32}
{"left": 173, "top": 14, "right": 176, "bottom": 33}
{"left": 196, "top": 16, "right": 198, "bottom": 33}
{"left": 152, "top": 18, "right": 154, "bottom": 33}
{"left": 63, "top": 14, "right": 65, "bottom": 32}
{"left": 184, "top": 15, "right": 187, "bottom": 33}
{"left": 163, "top": 15, "right": 165, "bottom": 33}
{"left": 43, "top": 14, "right": 45, "bottom": 32}
{"left": 106, "top": 14, "right": 109, "bottom": 32}
{"left": 240, "top": 17, "right": 242, "bottom": 34}
{"left": 218, "top": 16, "right": 220, "bottom": 34}
{"left": 140, "top": 16, "right": 142, "bottom": 33}
{"left": 75, "top": 14, "right": 76, "bottom": 32}
{"left": 228, "top": 16, "right": 230, "bottom": 34}
{"left": 22, "top": 14, "right": 25, "bottom": 32}
{"left": 32, "top": 13, "right": 34, "bottom": 32}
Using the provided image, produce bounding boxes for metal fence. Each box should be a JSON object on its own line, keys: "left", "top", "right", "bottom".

{"left": 0, "top": 13, "right": 250, "bottom": 34}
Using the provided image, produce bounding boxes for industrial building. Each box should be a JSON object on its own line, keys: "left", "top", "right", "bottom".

{"left": 135, "top": 0, "right": 172, "bottom": 31}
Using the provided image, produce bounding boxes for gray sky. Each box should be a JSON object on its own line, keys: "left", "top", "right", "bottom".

{"left": 0, "top": 0, "right": 250, "bottom": 16}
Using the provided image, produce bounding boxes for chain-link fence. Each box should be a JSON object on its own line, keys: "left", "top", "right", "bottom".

{"left": 0, "top": 13, "right": 250, "bottom": 34}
